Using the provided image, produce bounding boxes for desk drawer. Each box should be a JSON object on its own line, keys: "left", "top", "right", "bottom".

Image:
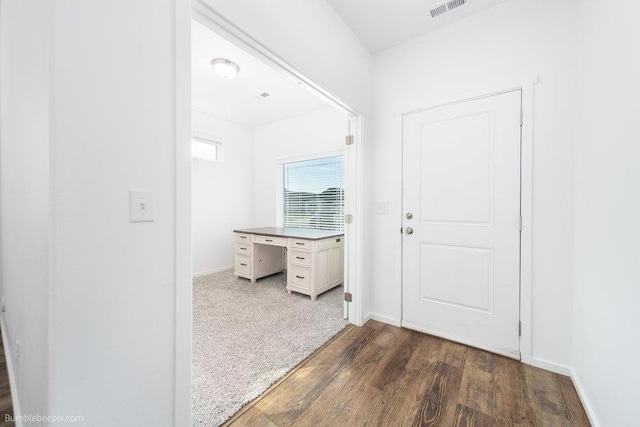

{"left": 317, "top": 235, "right": 343, "bottom": 250}
{"left": 290, "top": 265, "right": 311, "bottom": 291}
{"left": 289, "top": 238, "right": 312, "bottom": 250}
{"left": 235, "top": 255, "right": 251, "bottom": 276}
{"left": 290, "top": 250, "right": 311, "bottom": 267}
{"left": 236, "top": 242, "right": 251, "bottom": 255}
{"left": 253, "top": 235, "right": 286, "bottom": 246}
{"left": 236, "top": 233, "right": 251, "bottom": 243}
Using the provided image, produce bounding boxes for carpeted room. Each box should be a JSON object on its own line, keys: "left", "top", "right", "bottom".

{"left": 190, "top": 18, "right": 353, "bottom": 426}
{"left": 191, "top": 271, "right": 347, "bottom": 426}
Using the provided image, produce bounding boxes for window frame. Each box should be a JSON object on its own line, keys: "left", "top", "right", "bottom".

{"left": 192, "top": 131, "right": 223, "bottom": 162}
{"left": 276, "top": 150, "right": 346, "bottom": 231}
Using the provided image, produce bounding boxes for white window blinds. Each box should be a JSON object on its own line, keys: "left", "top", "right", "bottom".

{"left": 278, "top": 155, "right": 345, "bottom": 231}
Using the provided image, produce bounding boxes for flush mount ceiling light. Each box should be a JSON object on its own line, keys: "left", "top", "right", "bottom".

{"left": 211, "top": 58, "right": 240, "bottom": 79}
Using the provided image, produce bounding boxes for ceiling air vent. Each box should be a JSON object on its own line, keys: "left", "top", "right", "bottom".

{"left": 429, "top": 0, "right": 468, "bottom": 18}
{"left": 429, "top": 4, "right": 448, "bottom": 18}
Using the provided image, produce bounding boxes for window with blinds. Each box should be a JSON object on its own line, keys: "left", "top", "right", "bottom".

{"left": 277, "top": 155, "right": 345, "bottom": 231}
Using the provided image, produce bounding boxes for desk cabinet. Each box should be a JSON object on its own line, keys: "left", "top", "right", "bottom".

{"left": 234, "top": 232, "right": 285, "bottom": 283}
{"left": 233, "top": 228, "right": 344, "bottom": 300}
{"left": 286, "top": 236, "right": 343, "bottom": 300}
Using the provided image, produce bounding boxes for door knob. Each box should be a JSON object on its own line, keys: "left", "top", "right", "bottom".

{"left": 405, "top": 227, "right": 414, "bottom": 235}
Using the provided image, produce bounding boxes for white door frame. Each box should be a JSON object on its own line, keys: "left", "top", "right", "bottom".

{"left": 399, "top": 75, "right": 537, "bottom": 367}
{"left": 175, "top": 1, "right": 366, "bottom": 424}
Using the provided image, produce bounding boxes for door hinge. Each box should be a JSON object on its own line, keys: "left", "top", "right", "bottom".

{"left": 519, "top": 321, "right": 522, "bottom": 336}
{"left": 345, "top": 214, "right": 353, "bottom": 224}
{"left": 519, "top": 216, "right": 523, "bottom": 232}
{"left": 520, "top": 110, "right": 524, "bottom": 126}
{"left": 344, "top": 292, "right": 353, "bottom": 302}
{"left": 345, "top": 135, "right": 354, "bottom": 145}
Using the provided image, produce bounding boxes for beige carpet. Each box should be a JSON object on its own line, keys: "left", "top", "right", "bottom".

{"left": 191, "top": 270, "right": 348, "bottom": 426}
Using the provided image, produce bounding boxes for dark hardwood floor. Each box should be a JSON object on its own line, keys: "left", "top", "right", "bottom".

{"left": 225, "top": 320, "right": 590, "bottom": 426}
{"left": 0, "top": 334, "right": 14, "bottom": 427}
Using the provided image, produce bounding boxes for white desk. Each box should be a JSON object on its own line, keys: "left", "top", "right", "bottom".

{"left": 233, "top": 227, "right": 344, "bottom": 300}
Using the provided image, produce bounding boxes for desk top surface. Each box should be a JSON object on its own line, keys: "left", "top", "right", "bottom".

{"left": 233, "top": 227, "right": 343, "bottom": 241}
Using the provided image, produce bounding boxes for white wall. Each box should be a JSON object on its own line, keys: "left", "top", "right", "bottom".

{"left": 369, "top": 0, "right": 578, "bottom": 368}
{"left": 192, "top": 110, "right": 254, "bottom": 275}
{"left": 0, "top": 0, "right": 50, "bottom": 418}
{"left": 46, "top": 0, "right": 177, "bottom": 424}
{"left": 252, "top": 108, "right": 349, "bottom": 227}
{"left": 572, "top": 1, "right": 640, "bottom": 425}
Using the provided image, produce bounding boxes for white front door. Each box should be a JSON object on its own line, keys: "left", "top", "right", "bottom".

{"left": 402, "top": 90, "right": 522, "bottom": 359}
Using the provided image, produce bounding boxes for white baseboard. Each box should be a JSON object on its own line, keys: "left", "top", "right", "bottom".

{"left": 192, "top": 265, "right": 233, "bottom": 278}
{"left": 362, "top": 313, "right": 372, "bottom": 325}
{"left": 0, "top": 317, "right": 22, "bottom": 427}
{"left": 570, "top": 367, "right": 600, "bottom": 427}
{"left": 529, "top": 357, "right": 571, "bottom": 376}
{"left": 367, "top": 313, "right": 401, "bottom": 327}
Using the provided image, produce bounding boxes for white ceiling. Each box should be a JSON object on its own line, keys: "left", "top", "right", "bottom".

{"left": 326, "top": 0, "right": 511, "bottom": 53}
{"left": 192, "top": 20, "right": 329, "bottom": 128}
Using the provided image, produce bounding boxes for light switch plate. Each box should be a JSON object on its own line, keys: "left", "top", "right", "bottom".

{"left": 129, "top": 190, "right": 154, "bottom": 222}
{"left": 375, "top": 202, "right": 389, "bottom": 215}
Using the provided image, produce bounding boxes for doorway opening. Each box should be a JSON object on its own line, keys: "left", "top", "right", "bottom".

{"left": 186, "top": 4, "right": 363, "bottom": 425}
